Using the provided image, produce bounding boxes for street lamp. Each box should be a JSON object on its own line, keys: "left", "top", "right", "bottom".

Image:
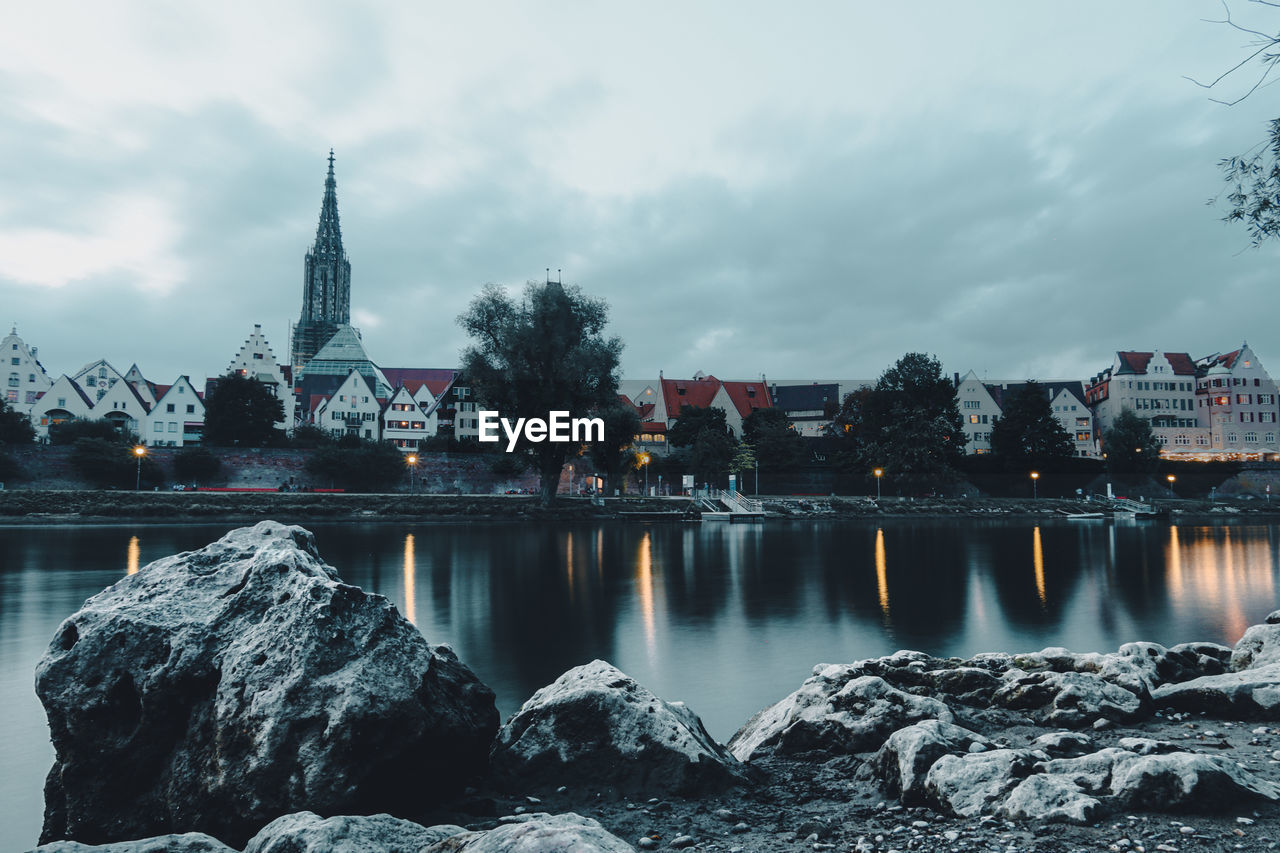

{"left": 1166, "top": 473, "right": 1175, "bottom": 498}
{"left": 638, "top": 453, "right": 650, "bottom": 496}
{"left": 133, "top": 445, "right": 146, "bottom": 491}
{"left": 1030, "top": 470, "right": 1040, "bottom": 500}
{"left": 873, "top": 468, "right": 883, "bottom": 500}
{"left": 406, "top": 454, "right": 418, "bottom": 494}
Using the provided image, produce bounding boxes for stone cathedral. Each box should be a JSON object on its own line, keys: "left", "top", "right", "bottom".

{"left": 290, "top": 150, "right": 352, "bottom": 373}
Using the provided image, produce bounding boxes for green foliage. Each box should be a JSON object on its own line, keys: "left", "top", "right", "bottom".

{"left": 0, "top": 450, "right": 20, "bottom": 482}
{"left": 0, "top": 398, "right": 35, "bottom": 445}
{"left": 289, "top": 424, "right": 333, "bottom": 448}
{"left": 172, "top": 447, "right": 221, "bottom": 485}
{"left": 70, "top": 438, "right": 161, "bottom": 488}
{"left": 742, "top": 407, "right": 807, "bottom": 471}
{"left": 458, "top": 280, "right": 623, "bottom": 505}
{"left": 305, "top": 441, "right": 411, "bottom": 492}
{"left": 835, "top": 353, "right": 964, "bottom": 490}
{"left": 989, "top": 382, "right": 1075, "bottom": 470}
{"left": 203, "top": 372, "right": 285, "bottom": 447}
{"left": 587, "top": 401, "right": 642, "bottom": 495}
{"left": 49, "top": 418, "right": 129, "bottom": 446}
{"left": 667, "top": 405, "right": 736, "bottom": 483}
{"left": 1103, "top": 408, "right": 1161, "bottom": 474}
{"left": 1219, "top": 121, "right": 1280, "bottom": 246}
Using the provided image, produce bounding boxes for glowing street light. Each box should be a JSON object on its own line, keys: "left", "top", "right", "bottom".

{"left": 133, "top": 445, "right": 146, "bottom": 491}
{"left": 638, "top": 452, "right": 650, "bottom": 495}
{"left": 1030, "top": 470, "right": 1040, "bottom": 500}
{"left": 873, "top": 467, "right": 883, "bottom": 500}
{"left": 406, "top": 454, "right": 418, "bottom": 494}
{"left": 1166, "top": 473, "right": 1176, "bottom": 498}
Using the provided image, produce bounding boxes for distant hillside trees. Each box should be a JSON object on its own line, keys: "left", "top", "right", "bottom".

{"left": 49, "top": 418, "right": 126, "bottom": 446}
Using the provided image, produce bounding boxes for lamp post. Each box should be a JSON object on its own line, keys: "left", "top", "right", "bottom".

{"left": 873, "top": 468, "right": 883, "bottom": 500}
{"left": 1030, "top": 470, "right": 1040, "bottom": 500}
{"left": 133, "top": 445, "right": 146, "bottom": 491}
{"left": 1166, "top": 473, "right": 1175, "bottom": 498}
{"left": 406, "top": 454, "right": 418, "bottom": 494}
{"left": 639, "top": 453, "right": 650, "bottom": 496}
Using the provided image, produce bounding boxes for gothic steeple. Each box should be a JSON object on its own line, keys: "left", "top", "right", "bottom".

{"left": 292, "top": 150, "right": 353, "bottom": 372}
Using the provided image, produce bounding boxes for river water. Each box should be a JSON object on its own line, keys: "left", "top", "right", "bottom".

{"left": 2, "top": 517, "right": 1278, "bottom": 848}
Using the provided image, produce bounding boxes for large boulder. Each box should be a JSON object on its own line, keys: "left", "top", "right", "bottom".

{"left": 728, "top": 669, "right": 953, "bottom": 761}
{"left": 243, "top": 812, "right": 466, "bottom": 852}
{"left": 32, "top": 836, "right": 235, "bottom": 853}
{"left": 36, "top": 522, "right": 499, "bottom": 847}
{"left": 871, "top": 720, "right": 991, "bottom": 804}
{"left": 422, "top": 813, "right": 634, "bottom": 853}
{"left": 992, "top": 669, "right": 1146, "bottom": 726}
{"left": 924, "top": 749, "right": 1039, "bottom": 817}
{"left": 1229, "top": 610, "right": 1280, "bottom": 670}
{"left": 490, "top": 660, "right": 748, "bottom": 795}
{"left": 1151, "top": 613, "right": 1280, "bottom": 717}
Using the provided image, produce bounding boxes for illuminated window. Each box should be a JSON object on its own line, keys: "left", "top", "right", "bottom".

{"left": 969, "top": 415, "right": 980, "bottom": 424}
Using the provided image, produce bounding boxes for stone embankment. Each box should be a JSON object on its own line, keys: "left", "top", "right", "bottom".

{"left": 29, "top": 522, "right": 1280, "bottom": 852}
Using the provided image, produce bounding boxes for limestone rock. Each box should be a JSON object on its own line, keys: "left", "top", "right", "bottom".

{"left": 31, "top": 836, "right": 235, "bottom": 853}
{"left": 872, "top": 720, "right": 990, "bottom": 804}
{"left": 1110, "top": 752, "right": 1280, "bottom": 811}
{"left": 243, "top": 811, "right": 466, "bottom": 852}
{"left": 421, "top": 813, "right": 634, "bottom": 852}
{"left": 729, "top": 670, "right": 953, "bottom": 761}
{"left": 924, "top": 749, "right": 1038, "bottom": 817}
{"left": 1029, "top": 732, "right": 1093, "bottom": 757}
{"left": 1232, "top": 615, "right": 1280, "bottom": 670}
{"left": 491, "top": 660, "right": 748, "bottom": 795}
{"left": 1151, "top": 663, "right": 1280, "bottom": 717}
{"left": 999, "top": 773, "right": 1104, "bottom": 824}
{"left": 992, "top": 670, "right": 1146, "bottom": 726}
{"left": 36, "top": 521, "right": 499, "bottom": 847}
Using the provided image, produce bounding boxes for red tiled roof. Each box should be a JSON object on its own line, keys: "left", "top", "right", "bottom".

{"left": 381, "top": 368, "right": 458, "bottom": 398}
{"left": 1117, "top": 351, "right": 1196, "bottom": 376}
{"left": 721, "top": 380, "right": 772, "bottom": 418}
{"left": 153, "top": 384, "right": 172, "bottom": 399}
{"left": 308, "top": 394, "right": 329, "bottom": 415}
{"left": 640, "top": 422, "right": 666, "bottom": 434}
{"left": 661, "top": 376, "right": 722, "bottom": 416}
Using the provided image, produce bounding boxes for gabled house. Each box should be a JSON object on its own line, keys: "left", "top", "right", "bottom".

{"left": 313, "top": 369, "right": 382, "bottom": 440}
{"left": 659, "top": 372, "right": 771, "bottom": 438}
{"left": 226, "top": 324, "right": 295, "bottom": 431}
{"left": 381, "top": 386, "right": 433, "bottom": 451}
{"left": 143, "top": 376, "right": 205, "bottom": 447}
{"left": 88, "top": 375, "right": 152, "bottom": 436}
{"left": 1194, "top": 343, "right": 1280, "bottom": 458}
{"left": 1046, "top": 384, "right": 1096, "bottom": 458}
{"left": 70, "top": 359, "right": 127, "bottom": 406}
{"left": 30, "top": 375, "right": 94, "bottom": 437}
{"left": 955, "top": 370, "right": 1001, "bottom": 454}
{"left": 1086, "top": 350, "right": 1207, "bottom": 456}
{"left": 122, "top": 363, "right": 159, "bottom": 410}
{"left": 2, "top": 326, "right": 53, "bottom": 415}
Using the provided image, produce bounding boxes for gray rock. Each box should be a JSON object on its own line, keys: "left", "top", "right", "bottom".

{"left": 872, "top": 720, "right": 990, "bottom": 804}
{"left": 993, "top": 670, "right": 1146, "bottom": 726}
{"left": 491, "top": 660, "right": 748, "bottom": 795}
{"left": 243, "top": 811, "right": 465, "bottom": 852}
{"left": 1110, "top": 752, "right": 1280, "bottom": 811}
{"left": 1232, "top": 619, "right": 1280, "bottom": 670}
{"left": 36, "top": 522, "right": 499, "bottom": 847}
{"left": 422, "top": 813, "right": 633, "bottom": 852}
{"left": 1029, "top": 732, "right": 1093, "bottom": 757}
{"left": 31, "top": 835, "right": 235, "bottom": 853}
{"left": 729, "top": 670, "right": 953, "bottom": 761}
{"left": 1151, "top": 664, "right": 1280, "bottom": 717}
{"left": 923, "top": 749, "right": 1038, "bottom": 817}
{"left": 999, "top": 773, "right": 1104, "bottom": 824}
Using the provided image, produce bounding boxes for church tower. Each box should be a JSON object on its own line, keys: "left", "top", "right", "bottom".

{"left": 291, "top": 150, "right": 352, "bottom": 373}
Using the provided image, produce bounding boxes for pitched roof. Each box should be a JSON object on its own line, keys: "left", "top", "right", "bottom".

{"left": 721, "top": 380, "right": 771, "bottom": 418}
{"left": 771, "top": 383, "right": 839, "bottom": 412}
{"left": 1115, "top": 351, "right": 1196, "bottom": 376}
{"left": 380, "top": 367, "right": 458, "bottom": 398}
{"left": 661, "top": 376, "right": 723, "bottom": 415}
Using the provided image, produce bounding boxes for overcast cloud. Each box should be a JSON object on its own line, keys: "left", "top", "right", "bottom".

{"left": 3, "top": 1, "right": 1280, "bottom": 386}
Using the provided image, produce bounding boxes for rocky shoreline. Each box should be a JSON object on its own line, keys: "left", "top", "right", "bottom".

{"left": 29, "top": 522, "right": 1280, "bottom": 853}
{"left": 4, "top": 490, "right": 1280, "bottom": 525}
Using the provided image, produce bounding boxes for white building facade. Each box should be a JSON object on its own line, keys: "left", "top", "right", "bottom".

{"left": 1195, "top": 344, "right": 1280, "bottom": 459}
{"left": 1086, "top": 350, "right": 1208, "bottom": 457}
{"left": 227, "top": 324, "right": 296, "bottom": 431}
{"left": 955, "top": 370, "right": 1002, "bottom": 454}
{"left": 3, "top": 327, "right": 52, "bottom": 415}
{"left": 143, "top": 376, "right": 205, "bottom": 447}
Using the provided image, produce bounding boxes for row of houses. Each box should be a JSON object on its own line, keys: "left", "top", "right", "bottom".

{"left": 8, "top": 322, "right": 1280, "bottom": 461}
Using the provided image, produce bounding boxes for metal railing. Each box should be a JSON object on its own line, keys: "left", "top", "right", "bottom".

{"left": 712, "top": 488, "right": 763, "bottom": 514}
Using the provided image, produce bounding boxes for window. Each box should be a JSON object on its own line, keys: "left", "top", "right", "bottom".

{"left": 57, "top": 397, "right": 66, "bottom": 407}
{"left": 1238, "top": 394, "right": 1252, "bottom": 405}
{"left": 154, "top": 421, "right": 163, "bottom": 430}
{"left": 339, "top": 395, "right": 345, "bottom": 402}
{"left": 27, "top": 374, "right": 34, "bottom": 382}
{"left": 7, "top": 373, "right": 16, "bottom": 387}
{"left": 362, "top": 396, "right": 368, "bottom": 403}
{"left": 166, "top": 403, "right": 175, "bottom": 413}
{"left": 25, "top": 391, "right": 35, "bottom": 403}
{"left": 5, "top": 390, "right": 14, "bottom": 402}
{"left": 178, "top": 385, "right": 184, "bottom": 394}
{"left": 969, "top": 415, "right": 980, "bottom": 424}
{"left": 981, "top": 415, "right": 989, "bottom": 424}
{"left": 1196, "top": 434, "right": 1208, "bottom": 445}
{"left": 1268, "top": 433, "right": 1277, "bottom": 444}
{"left": 10, "top": 357, "right": 18, "bottom": 365}
{"left": 963, "top": 400, "right": 980, "bottom": 410}
{"left": 253, "top": 353, "right": 264, "bottom": 359}
{"left": 1228, "top": 433, "right": 1239, "bottom": 443}
{"left": 1078, "top": 432, "right": 1092, "bottom": 442}
{"left": 169, "top": 423, "right": 178, "bottom": 433}
{"left": 1245, "top": 432, "right": 1258, "bottom": 442}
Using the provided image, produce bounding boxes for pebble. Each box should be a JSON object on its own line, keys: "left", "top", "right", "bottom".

{"left": 525, "top": 795, "right": 541, "bottom": 805}
{"left": 1094, "top": 718, "right": 1112, "bottom": 730}
{"left": 556, "top": 785, "right": 567, "bottom": 794}
{"left": 1240, "top": 817, "right": 1257, "bottom": 825}
{"left": 1253, "top": 727, "right": 1270, "bottom": 735}
{"left": 1155, "top": 845, "right": 1178, "bottom": 852}
{"left": 731, "top": 822, "right": 751, "bottom": 834}
{"left": 911, "top": 820, "right": 930, "bottom": 828}
{"left": 670, "top": 835, "right": 696, "bottom": 849}
{"left": 1179, "top": 826, "right": 1195, "bottom": 834}
{"left": 855, "top": 838, "right": 875, "bottom": 853}
{"left": 943, "top": 830, "right": 960, "bottom": 842}
{"left": 636, "top": 838, "right": 658, "bottom": 850}
{"left": 714, "top": 808, "right": 737, "bottom": 822}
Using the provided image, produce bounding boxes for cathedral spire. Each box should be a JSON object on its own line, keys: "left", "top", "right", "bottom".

{"left": 313, "top": 149, "right": 344, "bottom": 258}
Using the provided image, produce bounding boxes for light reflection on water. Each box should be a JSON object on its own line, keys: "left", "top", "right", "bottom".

{"left": 1, "top": 518, "right": 1280, "bottom": 849}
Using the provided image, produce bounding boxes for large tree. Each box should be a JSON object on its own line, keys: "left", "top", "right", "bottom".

{"left": 458, "top": 280, "right": 623, "bottom": 505}
{"left": 989, "top": 382, "right": 1075, "bottom": 470}
{"left": 0, "top": 398, "right": 35, "bottom": 445}
{"left": 1103, "top": 409, "right": 1162, "bottom": 475}
{"left": 741, "top": 407, "right": 807, "bottom": 471}
{"left": 587, "top": 400, "right": 641, "bottom": 496}
{"left": 836, "top": 353, "right": 964, "bottom": 491}
{"left": 667, "top": 405, "right": 736, "bottom": 484}
{"left": 203, "top": 372, "right": 285, "bottom": 447}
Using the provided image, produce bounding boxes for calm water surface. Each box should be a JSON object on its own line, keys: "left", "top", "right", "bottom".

{"left": 2, "top": 518, "right": 1278, "bottom": 848}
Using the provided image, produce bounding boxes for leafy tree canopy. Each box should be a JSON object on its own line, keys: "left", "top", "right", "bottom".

{"left": 587, "top": 400, "right": 641, "bottom": 496}
{"left": 667, "top": 405, "right": 736, "bottom": 483}
{"left": 305, "top": 440, "right": 411, "bottom": 492}
{"left": 49, "top": 418, "right": 130, "bottom": 446}
{"left": 989, "top": 382, "right": 1075, "bottom": 470}
{"left": 458, "top": 280, "right": 623, "bottom": 505}
{"left": 742, "top": 407, "right": 807, "bottom": 471}
{"left": 0, "top": 398, "right": 35, "bottom": 445}
{"left": 835, "top": 353, "right": 964, "bottom": 490}
{"left": 1103, "top": 408, "right": 1162, "bottom": 474}
{"left": 173, "top": 447, "right": 222, "bottom": 485}
{"left": 203, "top": 372, "right": 285, "bottom": 448}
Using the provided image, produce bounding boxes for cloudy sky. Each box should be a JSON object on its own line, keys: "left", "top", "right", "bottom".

{"left": 3, "top": 1, "right": 1280, "bottom": 387}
